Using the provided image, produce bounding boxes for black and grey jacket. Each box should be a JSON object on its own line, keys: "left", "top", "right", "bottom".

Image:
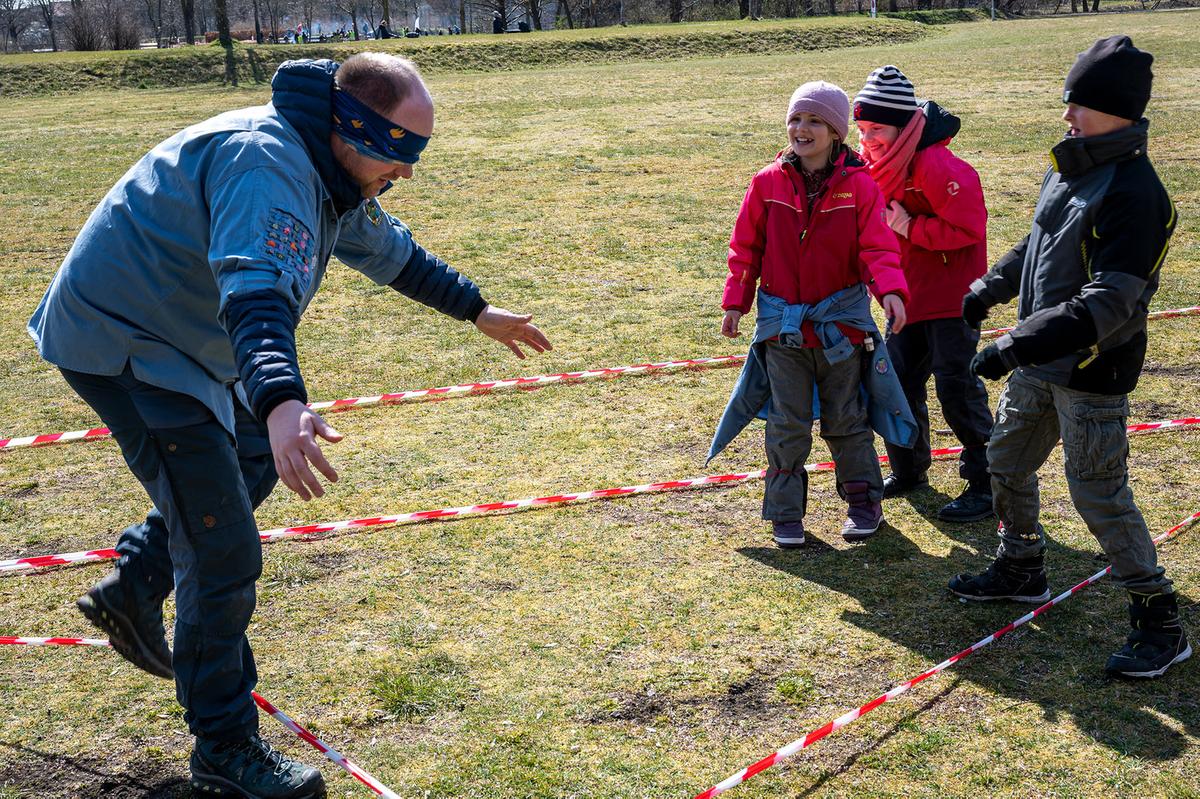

{"left": 969, "top": 120, "right": 1176, "bottom": 394}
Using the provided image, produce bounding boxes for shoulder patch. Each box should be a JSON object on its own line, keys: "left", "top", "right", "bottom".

{"left": 261, "top": 209, "right": 314, "bottom": 276}
{"left": 365, "top": 199, "right": 384, "bottom": 226}
{"left": 946, "top": 180, "right": 960, "bottom": 196}
{"left": 832, "top": 191, "right": 853, "bottom": 200}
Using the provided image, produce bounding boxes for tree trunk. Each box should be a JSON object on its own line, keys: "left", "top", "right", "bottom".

{"left": 180, "top": 0, "right": 194, "bottom": 43}
{"left": 458, "top": 0, "right": 465, "bottom": 31}
{"left": 887, "top": 0, "right": 897, "bottom": 10}
{"left": 1090, "top": 0, "right": 1098, "bottom": 10}
{"left": 738, "top": 0, "right": 748, "bottom": 16}
{"left": 252, "top": 0, "right": 262, "bottom": 42}
{"left": 828, "top": 0, "right": 836, "bottom": 14}
{"left": 559, "top": 0, "right": 573, "bottom": 27}
{"left": 668, "top": 0, "right": 680, "bottom": 20}
{"left": 213, "top": 0, "right": 236, "bottom": 84}
{"left": 380, "top": 0, "right": 390, "bottom": 26}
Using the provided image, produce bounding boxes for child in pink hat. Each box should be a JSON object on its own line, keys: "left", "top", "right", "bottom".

{"left": 714, "top": 80, "right": 912, "bottom": 547}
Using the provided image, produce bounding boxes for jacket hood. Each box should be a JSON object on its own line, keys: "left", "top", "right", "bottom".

{"left": 1050, "top": 117, "right": 1149, "bottom": 178}
{"left": 916, "top": 100, "right": 961, "bottom": 151}
{"left": 271, "top": 59, "right": 366, "bottom": 214}
{"left": 777, "top": 145, "right": 866, "bottom": 173}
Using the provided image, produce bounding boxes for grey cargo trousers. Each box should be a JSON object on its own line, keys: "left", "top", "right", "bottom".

{"left": 988, "top": 368, "right": 1170, "bottom": 593}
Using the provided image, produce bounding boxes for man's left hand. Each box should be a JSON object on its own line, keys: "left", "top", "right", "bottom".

{"left": 475, "top": 305, "right": 553, "bottom": 359}
{"left": 971, "top": 344, "right": 1012, "bottom": 380}
{"left": 886, "top": 200, "right": 912, "bottom": 238}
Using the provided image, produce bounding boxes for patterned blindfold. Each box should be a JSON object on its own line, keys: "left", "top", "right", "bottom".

{"left": 332, "top": 87, "right": 429, "bottom": 165}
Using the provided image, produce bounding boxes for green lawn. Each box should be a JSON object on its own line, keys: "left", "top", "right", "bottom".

{"left": 1, "top": 11, "right": 1199, "bottom": 799}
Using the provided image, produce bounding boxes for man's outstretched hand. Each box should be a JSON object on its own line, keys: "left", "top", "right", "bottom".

{"left": 474, "top": 305, "right": 553, "bottom": 359}
{"left": 267, "top": 399, "right": 343, "bottom": 501}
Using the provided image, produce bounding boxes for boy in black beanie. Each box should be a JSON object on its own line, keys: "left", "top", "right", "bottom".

{"left": 950, "top": 36, "right": 1188, "bottom": 678}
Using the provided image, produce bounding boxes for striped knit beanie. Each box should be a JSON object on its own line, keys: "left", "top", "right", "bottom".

{"left": 853, "top": 65, "right": 919, "bottom": 128}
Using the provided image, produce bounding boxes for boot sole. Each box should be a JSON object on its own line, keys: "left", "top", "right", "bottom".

{"left": 190, "top": 774, "right": 326, "bottom": 799}
{"left": 1107, "top": 642, "right": 1193, "bottom": 679}
{"left": 76, "top": 591, "right": 174, "bottom": 680}
{"left": 773, "top": 536, "right": 806, "bottom": 549}
{"left": 950, "top": 588, "right": 1051, "bottom": 604}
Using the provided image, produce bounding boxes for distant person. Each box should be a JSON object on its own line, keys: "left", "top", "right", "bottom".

{"left": 853, "top": 65, "right": 994, "bottom": 523}
{"left": 708, "top": 81, "right": 916, "bottom": 548}
{"left": 950, "top": 36, "right": 1188, "bottom": 678}
{"left": 28, "top": 53, "right": 552, "bottom": 796}
{"left": 376, "top": 22, "right": 392, "bottom": 38}
{"left": 492, "top": 11, "right": 504, "bottom": 33}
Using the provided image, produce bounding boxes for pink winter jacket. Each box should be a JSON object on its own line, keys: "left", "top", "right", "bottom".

{"left": 722, "top": 149, "right": 907, "bottom": 347}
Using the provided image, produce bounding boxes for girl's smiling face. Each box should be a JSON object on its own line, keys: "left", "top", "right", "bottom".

{"left": 787, "top": 112, "right": 834, "bottom": 163}
{"left": 856, "top": 120, "right": 900, "bottom": 160}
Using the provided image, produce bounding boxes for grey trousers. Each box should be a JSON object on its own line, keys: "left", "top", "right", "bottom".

{"left": 762, "top": 339, "right": 882, "bottom": 521}
{"left": 988, "top": 368, "right": 1170, "bottom": 593}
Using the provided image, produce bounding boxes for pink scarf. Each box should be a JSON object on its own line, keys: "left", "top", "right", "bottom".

{"left": 862, "top": 112, "right": 926, "bottom": 203}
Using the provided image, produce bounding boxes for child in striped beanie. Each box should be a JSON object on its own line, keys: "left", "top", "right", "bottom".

{"left": 853, "top": 65, "right": 994, "bottom": 525}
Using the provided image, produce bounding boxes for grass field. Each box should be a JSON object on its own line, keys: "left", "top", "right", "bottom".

{"left": 2, "top": 10, "right": 1199, "bottom": 799}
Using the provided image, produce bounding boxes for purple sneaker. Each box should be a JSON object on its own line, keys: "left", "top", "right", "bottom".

{"left": 841, "top": 480, "right": 882, "bottom": 542}
{"left": 772, "top": 520, "right": 806, "bottom": 549}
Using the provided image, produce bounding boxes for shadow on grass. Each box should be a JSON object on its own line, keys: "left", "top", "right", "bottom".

{"left": 738, "top": 517, "right": 1199, "bottom": 762}
{"left": 0, "top": 739, "right": 190, "bottom": 798}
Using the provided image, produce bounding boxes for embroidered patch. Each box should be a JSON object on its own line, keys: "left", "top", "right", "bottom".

{"left": 364, "top": 199, "right": 384, "bottom": 226}
{"left": 946, "top": 180, "right": 960, "bottom": 196}
{"left": 832, "top": 191, "right": 853, "bottom": 199}
{"left": 261, "top": 209, "right": 314, "bottom": 278}
{"left": 1068, "top": 196, "right": 1088, "bottom": 209}
{"left": 875, "top": 357, "right": 889, "bottom": 375}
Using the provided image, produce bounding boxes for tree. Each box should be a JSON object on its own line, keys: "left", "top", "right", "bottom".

{"left": 32, "top": 0, "right": 58, "bottom": 50}
{"left": 0, "top": 0, "right": 33, "bottom": 51}
{"left": 213, "top": 0, "right": 237, "bottom": 84}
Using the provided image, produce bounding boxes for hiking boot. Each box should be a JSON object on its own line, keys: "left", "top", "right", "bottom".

{"left": 948, "top": 551, "right": 1050, "bottom": 603}
{"left": 882, "top": 472, "right": 928, "bottom": 499}
{"left": 1105, "top": 591, "right": 1192, "bottom": 679}
{"left": 841, "top": 481, "right": 882, "bottom": 542}
{"left": 772, "top": 520, "right": 806, "bottom": 549}
{"left": 191, "top": 733, "right": 326, "bottom": 798}
{"left": 937, "top": 482, "right": 994, "bottom": 523}
{"left": 76, "top": 568, "right": 173, "bottom": 680}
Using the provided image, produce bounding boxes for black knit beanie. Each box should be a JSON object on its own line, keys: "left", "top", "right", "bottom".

{"left": 853, "top": 65, "right": 918, "bottom": 129}
{"left": 1063, "top": 35, "right": 1153, "bottom": 121}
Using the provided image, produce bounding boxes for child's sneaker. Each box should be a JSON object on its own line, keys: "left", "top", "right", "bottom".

{"left": 772, "top": 520, "right": 806, "bottom": 548}
{"left": 840, "top": 480, "right": 882, "bottom": 542}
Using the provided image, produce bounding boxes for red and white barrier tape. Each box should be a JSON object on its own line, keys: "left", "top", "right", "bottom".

{"left": 693, "top": 508, "right": 1200, "bottom": 799}
{"left": 4, "top": 416, "right": 1198, "bottom": 576}
{"left": 5, "top": 305, "right": 1198, "bottom": 454}
{"left": 251, "top": 692, "right": 401, "bottom": 799}
{"left": 0, "top": 356, "right": 744, "bottom": 452}
{"left": 0, "top": 636, "right": 399, "bottom": 799}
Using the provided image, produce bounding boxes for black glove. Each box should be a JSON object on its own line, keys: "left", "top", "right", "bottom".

{"left": 970, "top": 344, "right": 1012, "bottom": 381}
{"left": 962, "top": 293, "right": 990, "bottom": 331}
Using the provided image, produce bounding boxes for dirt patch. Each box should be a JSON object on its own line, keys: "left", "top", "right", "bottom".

{"left": 1141, "top": 361, "right": 1200, "bottom": 379}
{"left": 0, "top": 743, "right": 188, "bottom": 798}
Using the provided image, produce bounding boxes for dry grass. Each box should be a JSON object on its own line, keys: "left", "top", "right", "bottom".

{"left": 1, "top": 11, "right": 1199, "bottom": 799}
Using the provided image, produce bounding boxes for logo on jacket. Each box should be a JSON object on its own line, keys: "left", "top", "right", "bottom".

{"left": 1068, "top": 196, "right": 1088, "bottom": 209}
{"left": 832, "top": 192, "right": 853, "bottom": 199}
{"left": 946, "top": 180, "right": 960, "bottom": 196}
{"left": 365, "top": 199, "right": 383, "bottom": 226}
{"left": 875, "top": 357, "right": 889, "bottom": 374}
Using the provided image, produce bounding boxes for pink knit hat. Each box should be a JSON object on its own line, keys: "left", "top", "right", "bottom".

{"left": 786, "top": 81, "right": 850, "bottom": 141}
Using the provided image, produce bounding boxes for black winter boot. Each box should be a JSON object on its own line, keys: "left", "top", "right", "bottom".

{"left": 191, "top": 733, "right": 326, "bottom": 798}
{"left": 76, "top": 567, "right": 173, "bottom": 680}
{"left": 882, "top": 472, "right": 928, "bottom": 499}
{"left": 949, "top": 551, "right": 1050, "bottom": 603}
{"left": 937, "top": 480, "right": 994, "bottom": 523}
{"left": 1105, "top": 592, "right": 1192, "bottom": 679}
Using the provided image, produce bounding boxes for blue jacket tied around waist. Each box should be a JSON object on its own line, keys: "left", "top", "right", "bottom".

{"left": 707, "top": 284, "right": 917, "bottom": 463}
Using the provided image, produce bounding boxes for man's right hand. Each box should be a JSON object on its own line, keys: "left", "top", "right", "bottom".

{"left": 721, "top": 310, "right": 743, "bottom": 338}
{"left": 266, "top": 399, "right": 343, "bottom": 501}
{"left": 962, "top": 293, "right": 990, "bottom": 331}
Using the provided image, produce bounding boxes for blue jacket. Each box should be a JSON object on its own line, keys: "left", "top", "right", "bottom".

{"left": 29, "top": 59, "right": 485, "bottom": 433}
{"left": 707, "top": 284, "right": 916, "bottom": 463}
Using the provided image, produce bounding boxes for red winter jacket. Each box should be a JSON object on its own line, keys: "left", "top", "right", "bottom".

{"left": 892, "top": 140, "right": 988, "bottom": 324}
{"left": 722, "top": 148, "right": 907, "bottom": 348}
